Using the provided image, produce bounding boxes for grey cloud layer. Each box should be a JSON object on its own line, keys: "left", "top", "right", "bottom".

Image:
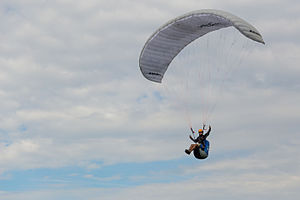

{"left": 0, "top": 0, "right": 299, "bottom": 199}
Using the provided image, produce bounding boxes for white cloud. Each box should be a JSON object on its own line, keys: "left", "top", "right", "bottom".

{"left": 1, "top": 170, "right": 299, "bottom": 200}
{"left": 0, "top": 0, "right": 300, "bottom": 199}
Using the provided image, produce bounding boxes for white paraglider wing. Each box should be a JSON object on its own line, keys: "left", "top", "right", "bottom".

{"left": 139, "top": 9, "right": 264, "bottom": 83}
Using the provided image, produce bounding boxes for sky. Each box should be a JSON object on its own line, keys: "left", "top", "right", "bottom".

{"left": 0, "top": 0, "right": 299, "bottom": 199}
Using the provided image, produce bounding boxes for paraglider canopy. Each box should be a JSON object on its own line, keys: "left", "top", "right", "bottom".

{"left": 139, "top": 9, "right": 264, "bottom": 83}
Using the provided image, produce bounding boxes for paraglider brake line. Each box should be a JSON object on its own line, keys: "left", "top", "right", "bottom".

{"left": 190, "top": 127, "right": 196, "bottom": 139}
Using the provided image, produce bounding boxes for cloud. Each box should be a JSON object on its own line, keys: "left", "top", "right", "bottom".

{"left": 0, "top": 0, "right": 300, "bottom": 199}
{"left": 1, "top": 169, "right": 299, "bottom": 200}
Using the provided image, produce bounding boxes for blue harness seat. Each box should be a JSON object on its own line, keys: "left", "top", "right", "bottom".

{"left": 193, "top": 140, "right": 210, "bottom": 159}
